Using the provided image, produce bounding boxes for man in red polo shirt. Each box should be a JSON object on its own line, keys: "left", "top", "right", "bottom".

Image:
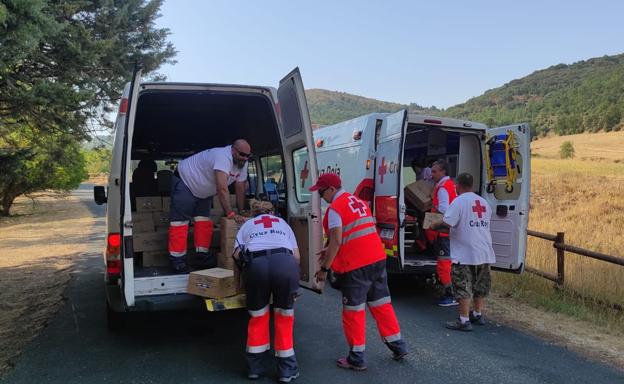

{"left": 311, "top": 173, "right": 408, "bottom": 371}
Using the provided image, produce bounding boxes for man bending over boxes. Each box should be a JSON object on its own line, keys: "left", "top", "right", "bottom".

{"left": 168, "top": 139, "right": 251, "bottom": 273}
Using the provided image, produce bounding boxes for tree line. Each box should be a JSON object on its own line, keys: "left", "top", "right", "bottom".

{"left": 0, "top": 0, "right": 176, "bottom": 215}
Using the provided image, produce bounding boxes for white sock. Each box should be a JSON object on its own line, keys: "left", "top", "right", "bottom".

{"left": 472, "top": 310, "right": 481, "bottom": 317}
{"left": 459, "top": 315, "right": 470, "bottom": 324}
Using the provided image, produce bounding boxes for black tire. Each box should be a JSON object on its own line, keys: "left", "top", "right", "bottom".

{"left": 106, "top": 301, "right": 126, "bottom": 331}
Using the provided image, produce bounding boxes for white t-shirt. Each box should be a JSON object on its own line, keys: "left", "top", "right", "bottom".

{"left": 178, "top": 145, "right": 248, "bottom": 199}
{"left": 443, "top": 192, "right": 496, "bottom": 265}
{"left": 327, "top": 189, "right": 347, "bottom": 229}
{"left": 435, "top": 176, "right": 451, "bottom": 214}
{"left": 235, "top": 214, "right": 299, "bottom": 252}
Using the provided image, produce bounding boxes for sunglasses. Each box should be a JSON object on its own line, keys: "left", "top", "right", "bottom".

{"left": 234, "top": 147, "right": 252, "bottom": 158}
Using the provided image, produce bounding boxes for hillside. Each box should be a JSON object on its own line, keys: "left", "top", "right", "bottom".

{"left": 305, "top": 89, "right": 437, "bottom": 126}
{"left": 444, "top": 54, "right": 624, "bottom": 136}
{"left": 532, "top": 130, "right": 624, "bottom": 162}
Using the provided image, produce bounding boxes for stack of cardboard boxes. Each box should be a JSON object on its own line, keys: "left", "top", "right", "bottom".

{"left": 132, "top": 193, "right": 250, "bottom": 300}
{"left": 404, "top": 180, "right": 434, "bottom": 212}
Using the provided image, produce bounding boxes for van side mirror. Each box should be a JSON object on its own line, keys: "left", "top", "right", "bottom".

{"left": 94, "top": 186, "right": 107, "bottom": 205}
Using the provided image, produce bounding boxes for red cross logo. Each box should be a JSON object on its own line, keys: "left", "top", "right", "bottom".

{"left": 472, "top": 200, "right": 487, "bottom": 219}
{"left": 378, "top": 157, "right": 387, "bottom": 184}
{"left": 300, "top": 161, "right": 309, "bottom": 188}
{"left": 348, "top": 196, "right": 368, "bottom": 217}
{"left": 254, "top": 215, "right": 279, "bottom": 228}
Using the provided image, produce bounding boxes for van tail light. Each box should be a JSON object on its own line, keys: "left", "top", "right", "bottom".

{"left": 118, "top": 98, "right": 129, "bottom": 115}
{"left": 106, "top": 233, "right": 122, "bottom": 277}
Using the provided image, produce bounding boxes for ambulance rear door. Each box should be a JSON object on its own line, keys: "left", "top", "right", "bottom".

{"left": 483, "top": 123, "right": 531, "bottom": 272}
{"left": 374, "top": 110, "right": 408, "bottom": 270}
{"left": 276, "top": 67, "right": 323, "bottom": 292}
{"left": 119, "top": 64, "right": 143, "bottom": 307}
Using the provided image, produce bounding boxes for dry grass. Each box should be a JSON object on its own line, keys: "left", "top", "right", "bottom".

{"left": 0, "top": 191, "right": 101, "bottom": 375}
{"left": 492, "top": 131, "right": 624, "bottom": 334}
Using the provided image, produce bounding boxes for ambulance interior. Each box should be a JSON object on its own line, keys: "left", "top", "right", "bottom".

{"left": 127, "top": 89, "right": 293, "bottom": 276}
{"left": 401, "top": 124, "right": 482, "bottom": 264}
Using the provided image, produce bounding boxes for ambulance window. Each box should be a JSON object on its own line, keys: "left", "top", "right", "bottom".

{"left": 293, "top": 147, "right": 311, "bottom": 203}
{"left": 260, "top": 154, "right": 284, "bottom": 195}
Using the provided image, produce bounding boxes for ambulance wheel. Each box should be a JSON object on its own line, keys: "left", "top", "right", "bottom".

{"left": 106, "top": 301, "right": 126, "bottom": 331}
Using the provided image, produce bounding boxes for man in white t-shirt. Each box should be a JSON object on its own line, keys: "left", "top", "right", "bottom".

{"left": 233, "top": 200, "right": 301, "bottom": 382}
{"left": 168, "top": 139, "right": 251, "bottom": 273}
{"left": 430, "top": 172, "right": 495, "bottom": 331}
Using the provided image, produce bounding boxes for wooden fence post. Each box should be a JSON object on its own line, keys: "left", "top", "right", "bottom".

{"left": 556, "top": 232, "right": 565, "bottom": 286}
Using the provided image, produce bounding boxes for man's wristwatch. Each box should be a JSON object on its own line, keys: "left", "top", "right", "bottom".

{"left": 320, "top": 266, "right": 330, "bottom": 273}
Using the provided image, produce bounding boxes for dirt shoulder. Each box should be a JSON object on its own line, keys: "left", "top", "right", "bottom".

{"left": 0, "top": 189, "right": 101, "bottom": 376}
{"left": 0, "top": 188, "right": 622, "bottom": 375}
{"left": 488, "top": 293, "right": 624, "bottom": 371}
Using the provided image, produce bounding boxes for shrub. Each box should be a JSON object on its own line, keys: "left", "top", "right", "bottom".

{"left": 559, "top": 141, "right": 575, "bottom": 159}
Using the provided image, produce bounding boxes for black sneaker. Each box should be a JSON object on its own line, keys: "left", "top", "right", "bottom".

{"left": 169, "top": 255, "right": 189, "bottom": 274}
{"left": 469, "top": 312, "right": 486, "bottom": 325}
{"left": 445, "top": 319, "right": 473, "bottom": 331}
{"left": 391, "top": 350, "right": 408, "bottom": 361}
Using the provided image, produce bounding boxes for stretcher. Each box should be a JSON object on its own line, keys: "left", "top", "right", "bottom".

{"left": 485, "top": 130, "right": 519, "bottom": 193}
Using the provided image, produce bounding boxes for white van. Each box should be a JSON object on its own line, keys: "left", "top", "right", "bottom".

{"left": 302, "top": 111, "right": 531, "bottom": 276}
{"left": 93, "top": 67, "right": 323, "bottom": 329}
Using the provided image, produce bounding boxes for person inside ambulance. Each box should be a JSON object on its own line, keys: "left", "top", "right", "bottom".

{"left": 426, "top": 159, "right": 459, "bottom": 307}
{"left": 233, "top": 200, "right": 301, "bottom": 383}
{"left": 429, "top": 173, "right": 495, "bottom": 331}
{"left": 311, "top": 173, "right": 408, "bottom": 371}
{"left": 410, "top": 157, "right": 433, "bottom": 183}
{"left": 168, "top": 139, "right": 251, "bottom": 273}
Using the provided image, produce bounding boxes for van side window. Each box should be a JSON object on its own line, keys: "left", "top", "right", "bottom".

{"left": 260, "top": 155, "right": 284, "bottom": 200}
{"left": 246, "top": 160, "right": 258, "bottom": 196}
{"left": 293, "top": 147, "right": 311, "bottom": 203}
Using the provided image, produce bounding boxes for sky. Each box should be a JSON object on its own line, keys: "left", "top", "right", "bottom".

{"left": 156, "top": 0, "right": 624, "bottom": 109}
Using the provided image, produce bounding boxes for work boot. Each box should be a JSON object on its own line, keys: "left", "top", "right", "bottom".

{"left": 278, "top": 371, "right": 300, "bottom": 383}
{"left": 445, "top": 318, "right": 473, "bottom": 332}
{"left": 169, "top": 255, "right": 189, "bottom": 274}
{"left": 469, "top": 312, "right": 486, "bottom": 325}
{"left": 336, "top": 358, "right": 367, "bottom": 371}
{"left": 193, "top": 252, "right": 216, "bottom": 269}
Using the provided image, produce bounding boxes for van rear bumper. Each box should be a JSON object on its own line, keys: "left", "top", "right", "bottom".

{"left": 106, "top": 283, "right": 205, "bottom": 312}
{"left": 131, "top": 293, "right": 206, "bottom": 312}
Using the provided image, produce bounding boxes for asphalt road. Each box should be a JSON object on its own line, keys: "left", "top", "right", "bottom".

{"left": 2, "top": 185, "right": 623, "bottom": 383}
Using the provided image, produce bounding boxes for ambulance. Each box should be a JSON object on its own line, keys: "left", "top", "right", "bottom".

{"left": 93, "top": 66, "right": 324, "bottom": 329}
{"left": 296, "top": 111, "right": 531, "bottom": 276}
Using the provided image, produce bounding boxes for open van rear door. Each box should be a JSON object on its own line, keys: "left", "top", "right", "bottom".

{"left": 374, "top": 110, "right": 408, "bottom": 270}
{"left": 483, "top": 123, "right": 531, "bottom": 272}
{"left": 119, "top": 65, "right": 143, "bottom": 306}
{"left": 277, "top": 68, "right": 323, "bottom": 292}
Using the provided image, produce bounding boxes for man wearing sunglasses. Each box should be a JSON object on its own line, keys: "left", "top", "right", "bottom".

{"left": 310, "top": 173, "right": 408, "bottom": 371}
{"left": 168, "top": 139, "right": 251, "bottom": 273}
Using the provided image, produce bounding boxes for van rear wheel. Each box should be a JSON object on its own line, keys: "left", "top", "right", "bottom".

{"left": 106, "top": 301, "right": 126, "bottom": 331}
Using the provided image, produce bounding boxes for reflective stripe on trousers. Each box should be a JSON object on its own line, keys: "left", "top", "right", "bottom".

{"left": 168, "top": 221, "right": 189, "bottom": 256}
{"left": 247, "top": 305, "right": 270, "bottom": 354}
{"left": 193, "top": 217, "right": 213, "bottom": 252}
{"left": 343, "top": 303, "right": 366, "bottom": 352}
{"left": 274, "top": 307, "right": 295, "bottom": 358}
{"left": 367, "top": 297, "right": 401, "bottom": 342}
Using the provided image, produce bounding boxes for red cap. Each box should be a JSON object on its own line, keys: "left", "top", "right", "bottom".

{"left": 309, "top": 173, "right": 342, "bottom": 191}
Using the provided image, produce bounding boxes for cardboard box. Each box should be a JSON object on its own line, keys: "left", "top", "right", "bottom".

{"left": 233, "top": 264, "right": 244, "bottom": 294}
{"left": 218, "top": 251, "right": 235, "bottom": 270}
{"left": 187, "top": 268, "right": 236, "bottom": 299}
{"left": 212, "top": 195, "right": 238, "bottom": 216}
{"left": 404, "top": 180, "right": 434, "bottom": 212}
{"left": 133, "top": 229, "right": 168, "bottom": 252}
{"left": 143, "top": 250, "right": 169, "bottom": 267}
{"left": 423, "top": 212, "right": 443, "bottom": 230}
{"left": 136, "top": 196, "right": 162, "bottom": 212}
{"left": 152, "top": 210, "right": 170, "bottom": 230}
{"left": 132, "top": 212, "right": 156, "bottom": 233}
{"left": 161, "top": 197, "right": 170, "bottom": 212}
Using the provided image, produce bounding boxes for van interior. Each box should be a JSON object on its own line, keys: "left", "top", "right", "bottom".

{"left": 128, "top": 88, "right": 287, "bottom": 277}
{"left": 401, "top": 123, "right": 482, "bottom": 263}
